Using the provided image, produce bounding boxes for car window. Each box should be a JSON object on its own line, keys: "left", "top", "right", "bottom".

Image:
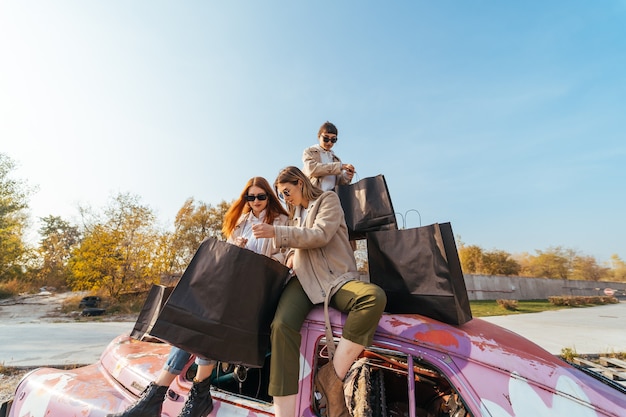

{"left": 313, "top": 339, "right": 473, "bottom": 417}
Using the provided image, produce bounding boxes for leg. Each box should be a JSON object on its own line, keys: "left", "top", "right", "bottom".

{"left": 269, "top": 278, "right": 314, "bottom": 417}
{"left": 330, "top": 281, "right": 386, "bottom": 378}
{"left": 315, "top": 281, "right": 386, "bottom": 417}
{"left": 178, "top": 358, "right": 217, "bottom": 417}
{"left": 274, "top": 394, "right": 297, "bottom": 417}
{"left": 332, "top": 337, "right": 366, "bottom": 380}
{"left": 107, "top": 346, "right": 192, "bottom": 417}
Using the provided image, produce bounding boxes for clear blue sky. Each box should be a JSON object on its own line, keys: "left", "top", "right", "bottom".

{"left": 1, "top": 1, "right": 624, "bottom": 263}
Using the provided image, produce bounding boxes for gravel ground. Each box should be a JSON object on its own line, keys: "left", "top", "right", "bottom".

{"left": 0, "top": 291, "right": 136, "bottom": 405}
{"left": 0, "top": 368, "right": 33, "bottom": 404}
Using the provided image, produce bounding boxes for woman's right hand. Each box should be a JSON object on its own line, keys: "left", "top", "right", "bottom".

{"left": 252, "top": 223, "right": 275, "bottom": 238}
{"left": 234, "top": 236, "right": 248, "bottom": 248}
{"left": 342, "top": 164, "right": 355, "bottom": 181}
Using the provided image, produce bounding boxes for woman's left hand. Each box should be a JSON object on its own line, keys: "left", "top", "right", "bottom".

{"left": 252, "top": 223, "right": 275, "bottom": 238}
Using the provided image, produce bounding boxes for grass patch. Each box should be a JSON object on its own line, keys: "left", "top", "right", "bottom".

{"left": 470, "top": 299, "right": 574, "bottom": 317}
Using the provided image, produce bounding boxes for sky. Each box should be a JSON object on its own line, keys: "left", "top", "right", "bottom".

{"left": 1, "top": 1, "right": 625, "bottom": 264}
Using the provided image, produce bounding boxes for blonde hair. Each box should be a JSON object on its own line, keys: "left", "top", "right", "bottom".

{"left": 274, "top": 166, "right": 323, "bottom": 218}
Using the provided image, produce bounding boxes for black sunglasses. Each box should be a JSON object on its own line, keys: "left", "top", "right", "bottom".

{"left": 278, "top": 183, "right": 297, "bottom": 201}
{"left": 245, "top": 194, "right": 268, "bottom": 202}
{"left": 322, "top": 135, "right": 338, "bottom": 144}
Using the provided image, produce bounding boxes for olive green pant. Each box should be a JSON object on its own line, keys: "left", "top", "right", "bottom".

{"left": 268, "top": 278, "right": 386, "bottom": 397}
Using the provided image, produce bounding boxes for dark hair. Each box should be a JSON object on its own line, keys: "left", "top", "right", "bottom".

{"left": 317, "top": 121, "right": 338, "bottom": 137}
{"left": 274, "top": 166, "right": 324, "bottom": 218}
{"left": 222, "top": 177, "right": 288, "bottom": 238}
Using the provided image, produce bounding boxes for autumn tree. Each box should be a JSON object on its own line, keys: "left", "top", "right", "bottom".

{"left": 569, "top": 255, "right": 610, "bottom": 281}
{"left": 458, "top": 244, "right": 484, "bottom": 274}
{"left": 481, "top": 250, "right": 521, "bottom": 276}
{"left": 68, "top": 193, "right": 161, "bottom": 298}
{"left": 34, "top": 215, "right": 80, "bottom": 289}
{"left": 163, "top": 198, "right": 231, "bottom": 274}
{"left": 610, "top": 255, "right": 626, "bottom": 281}
{"left": 0, "top": 153, "right": 32, "bottom": 283}
{"left": 520, "top": 246, "right": 571, "bottom": 279}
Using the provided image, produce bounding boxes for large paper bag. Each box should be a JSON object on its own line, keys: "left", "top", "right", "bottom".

{"left": 366, "top": 223, "right": 472, "bottom": 325}
{"left": 130, "top": 284, "right": 175, "bottom": 342}
{"left": 150, "top": 238, "right": 290, "bottom": 368}
{"left": 336, "top": 174, "right": 397, "bottom": 240}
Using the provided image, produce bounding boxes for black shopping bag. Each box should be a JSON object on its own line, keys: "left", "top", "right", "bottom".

{"left": 336, "top": 174, "right": 397, "bottom": 240}
{"left": 150, "top": 238, "right": 290, "bottom": 368}
{"left": 130, "top": 284, "right": 175, "bottom": 342}
{"left": 367, "top": 223, "right": 472, "bottom": 325}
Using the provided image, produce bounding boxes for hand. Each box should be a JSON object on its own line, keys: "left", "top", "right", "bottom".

{"left": 234, "top": 236, "right": 248, "bottom": 247}
{"left": 252, "top": 223, "right": 275, "bottom": 238}
{"left": 343, "top": 164, "right": 355, "bottom": 181}
{"left": 342, "top": 163, "right": 355, "bottom": 173}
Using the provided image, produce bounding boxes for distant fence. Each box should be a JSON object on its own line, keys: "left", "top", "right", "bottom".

{"left": 464, "top": 274, "right": 626, "bottom": 301}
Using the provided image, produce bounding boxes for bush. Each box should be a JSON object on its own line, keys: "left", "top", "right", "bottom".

{"left": 560, "top": 347, "right": 577, "bottom": 362}
{"left": 496, "top": 299, "right": 519, "bottom": 311}
{"left": 548, "top": 296, "right": 619, "bottom": 306}
{"left": 0, "top": 279, "right": 24, "bottom": 300}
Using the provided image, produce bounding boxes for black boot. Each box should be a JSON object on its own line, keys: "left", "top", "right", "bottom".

{"left": 178, "top": 377, "right": 213, "bottom": 417}
{"left": 107, "top": 382, "right": 168, "bottom": 417}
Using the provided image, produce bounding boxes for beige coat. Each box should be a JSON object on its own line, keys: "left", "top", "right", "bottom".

{"left": 302, "top": 145, "right": 351, "bottom": 190}
{"left": 274, "top": 191, "right": 359, "bottom": 304}
{"left": 228, "top": 211, "right": 289, "bottom": 264}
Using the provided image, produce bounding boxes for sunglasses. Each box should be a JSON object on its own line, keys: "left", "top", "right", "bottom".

{"left": 278, "top": 184, "right": 297, "bottom": 201}
{"left": 322, "top": 135, "right": 338, "bottom": 144}
{"left": 245, "top": 194, "right": 268, "bottom": 202}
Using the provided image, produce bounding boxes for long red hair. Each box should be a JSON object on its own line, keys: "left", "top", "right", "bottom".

{"left": 222, "top": 177, "right": 288, "bottom": 238}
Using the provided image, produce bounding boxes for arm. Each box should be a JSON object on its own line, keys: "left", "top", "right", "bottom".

{"left": 274, "top": 192, "right": 343, "bottom": 250}
{"left": 267, "top": 214, "right": 290, "bottom": 264}
{"left": 302, "top": 147, "right": 343, "bottom": 180}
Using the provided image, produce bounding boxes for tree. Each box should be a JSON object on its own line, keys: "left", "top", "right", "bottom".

{"left": 570, "top": 255, "right": 609, "bottom": 281}
{"left": 0, "top": 153, "right": 32, "bottom": 282}
{"left": 165, "top": 198, "right": 231, "bottom": 274}
{"left": 609, "top": 254, "right": 626, "bottom": 282}
{"left": 481, "top": 250, "right": 521, "bottom": 276}
{"left": 34, "top": 215, "right": 81, "bottom": 288}
{"left": 522, "top": 246, "right": 571, "bottom": 279}
{"left": 458, "top": 244, "right": 484, "bottom": 274}
{"left": 459, "top": 243, "right": 520, "bottom": 276}
{"left": 68, "top": 193, "right": 161, "bottom": 297}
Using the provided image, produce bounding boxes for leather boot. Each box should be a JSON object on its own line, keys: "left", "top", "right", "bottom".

{"left": 178, "top": 377, "right": 214, "bottom": 417}
{"left": 315, "top": 362, "right": 350, "bottom": 417}
{"left": 107, "top": 382, "right": 168, "bottom": 417}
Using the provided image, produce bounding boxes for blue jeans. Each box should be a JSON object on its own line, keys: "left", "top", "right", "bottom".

{"left": 163, "top": 346, "right": 216, "bottom": 375}
{"left": 163, "top": 346, "right": 192, "bottom": 375}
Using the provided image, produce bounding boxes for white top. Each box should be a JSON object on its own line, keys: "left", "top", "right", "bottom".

{"left": 318, "top": 145, "right": 337, "bottom": 191}
{"left": 294, "top": 204, "right": 311, "bottom": 227}
{"left": 240, "top": 210, "right": 266, "bottom": 254}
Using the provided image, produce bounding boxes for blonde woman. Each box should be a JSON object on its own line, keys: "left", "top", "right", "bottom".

{"left": 252, "top": 166, "right": 386, "bottom": 417}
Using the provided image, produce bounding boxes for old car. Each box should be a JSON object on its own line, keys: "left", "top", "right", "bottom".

{"left": 2, "top": 306, "right": 625, "bottom": 417}
{"left": 79, "top": 296, "right": 102, "bottom": 308}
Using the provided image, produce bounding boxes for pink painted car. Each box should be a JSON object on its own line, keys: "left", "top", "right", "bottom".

{"left": 3, "top": 306, "right": 625, "bottom": 417}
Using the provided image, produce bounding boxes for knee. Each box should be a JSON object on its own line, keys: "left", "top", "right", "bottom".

{"left": 271, "top": 315, "right": 292, "bottom": 341}
{"left": 372, "top": 285, "right": 387, "bottom": 311}
{"left": 360, "top": 283, "right": 386, "bottom": 313}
